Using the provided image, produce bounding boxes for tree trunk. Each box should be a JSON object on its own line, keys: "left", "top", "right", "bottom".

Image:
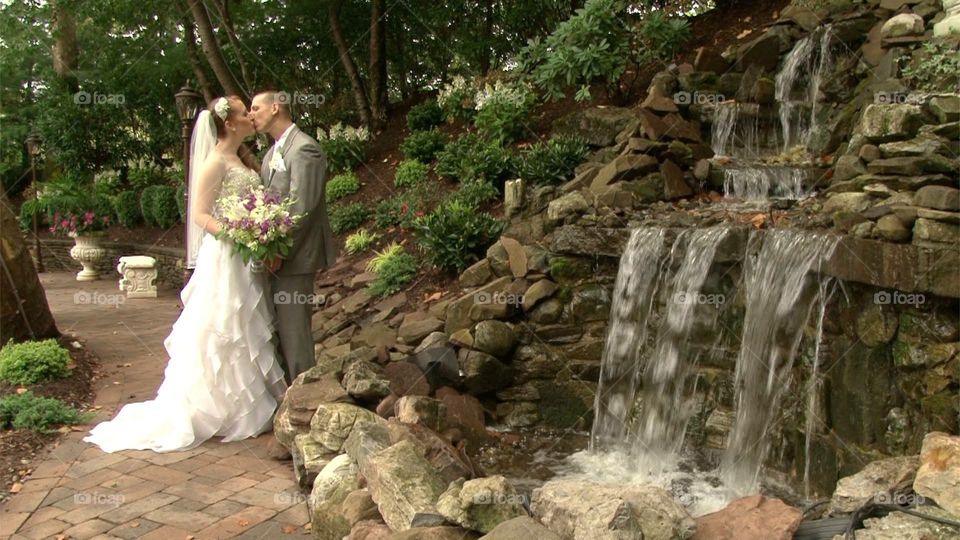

{"left": 51, "top": 1, "right": 79, "bottom": 93}
{"left": 392, "top": 22, "right": 410, "bottom": 101}
{"left": 0, "top": 193, "right": 59, "bottom": 343}
{"left": 329, "top": 0, "right": 372, "bottom": 127}
{"left": 479, "top": 0, "right": 494, "bottom": 75}
{"left": 368, "top": 0, "right": 388, "bottom": 130}
{"left": 210, "top": 0, "right": 255, "bottom": 92}
{"left": 181, "top": 10, "right": 217, "bottom": 102}
{"left": 187, "top": 0, "right": 246, "bottom": 99}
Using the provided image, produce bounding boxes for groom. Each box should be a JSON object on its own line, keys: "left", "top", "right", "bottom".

{"left": 250, "top": 91, "right": 337, "bottom": 385}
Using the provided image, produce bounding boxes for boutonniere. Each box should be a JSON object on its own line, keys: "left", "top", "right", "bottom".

{"left": 269, "top": 151, "right": 287, "bottom": 173}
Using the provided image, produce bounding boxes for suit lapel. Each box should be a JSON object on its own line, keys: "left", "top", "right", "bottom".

{"left": 267, "top": 125, "right": 301, "bottom": 187}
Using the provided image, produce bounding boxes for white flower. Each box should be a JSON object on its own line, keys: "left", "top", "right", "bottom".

{"left": 214, "top": 97, "right": 230, "bottom": 120}
{"left": 269, "top": 151, "right": 287, "bottom": 173}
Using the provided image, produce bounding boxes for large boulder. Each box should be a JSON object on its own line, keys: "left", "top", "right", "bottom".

{"left": 343, "top": 360, "right": 392, "bottom": 401}
{"left": 551, "top": 107, "right": 637, "bottom": 147}
{"left": 692, "top": 496, "right": 802, "bottom": 540}
{"left": 848, "top": 507, "right": 960, "bottom": 538}
{"left": 362, "top": 439, "right": 448, "bottom": 531}
{"left": 915, "top": 186, "right": 960, "bottom": 212}
{"left": 310, "top": 454, "right": 363, "bottom": 540}
{"left": 546, "top": 191, "right": 590, "bottom": 222}
{"left": 531, "top": 480, "right": 695, "bottom": 540}
{"left": 913, "top": 431, "right": 960, "bottom": 516}
{"left": 459, "top": 349, "right": 513, "bottom": 394}
{"left": 437, "top": 476, "right": 527, "bottom": 533}
{"left": 859, "top": 104, "right": 927, "bottom": 143}
{"left": 310, "top": 403, "right": 388, "bottom": 454}
{"left": 828, "top": 456, "right": 919, "bottom": 514}
{"left": 881, "top": 13, "right": 924, "bottom": 38}
{"left": 472, "top": 320, "right": 517, "bottom": 358}
{"left": 480, "top": 516, "right": 560, "bottom": 540}
{"left": 274, "top": 374, "right": 352, "bottom": 447}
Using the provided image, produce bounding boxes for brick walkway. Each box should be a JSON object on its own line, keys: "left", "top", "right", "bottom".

{"left": 0, "top": 272, "right": 309, "bottom": 539}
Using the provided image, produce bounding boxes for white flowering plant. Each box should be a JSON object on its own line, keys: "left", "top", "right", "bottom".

{"left": 215, "top": 187, "right": 301, "bottom": 264}
{"left": 317, "top": 122, "right": 370, "bottom": 174}
{"left": 472, "top": 80, "right": 536, "bottom": 144}
{"left": 436, "top": 76, "right": 477, "bottom": 123}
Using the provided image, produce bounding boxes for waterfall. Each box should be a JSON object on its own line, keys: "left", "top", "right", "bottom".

{"left": 722, "top": 167, "right": 807, "bottom": 201}
{"left": 775, "top": 26, "right": 834, "bottom": 152}
{"left": 710, "top": 102, "right": 763, "bottom": 160}
{"left": 803, "top": 278, "right": 838, "bottom": 499}
{"left": 720, "top": 229, "right": 839, "bottom": 495}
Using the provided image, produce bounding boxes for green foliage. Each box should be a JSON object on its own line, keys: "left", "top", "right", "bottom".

{"left": 345, "top": 228, "right": 379, "bottom": 254}
{"left": 436, "top": 134, "right": 514, "bottom": 184}
{"left": 0, "top": 392, "right": 92, "bottom": 432}
{"left": 437, "top": 76, "right": 478, "bottom": 123}
{"left": 366, "top": 243, "right": 419, "bottom": 297}
{"left": 113, "top": 191, "right": 142, "bottom": 227}
{"left": 0, "top": 339, "right": 70, "bottom": 385}
{"left": 447, "top": 179, "right": 500, "bottom": 208}
{"left": 407, "top": 101, "right": 444, "bottom": 131}
{"left": 329, "top": 202, "right": 370, "bottom": 234}
{"left": 175, "top": 184, "right": 186, "bottom": 223}
{"left": 27, "top": 173, "right": 113, "bottom": 233}
{"left": 413, "top": 200, "right": 504, "bottom": 273}
{"left": 473, "top": 80, "right": 536, "bottom": 144}
{"left": 18, "top": 198, "right": 44, "bottom": 232}
{"left": 517, "top": 136, "right": 589, "bottom": 185}
{"left": 394, "top": 159, "right": 429, "bottom": 189}
{"left": 516, "top": 0, "right": 631, "bottom": 102}
{"left": 140, "top": 185, "right": 180, "bottom": 228}
{"left": 318, "top": 123, "right": 370, "bottom": 174}
{"left": 326, "top": 171, "right": 361, "bottom": 203}
{"left": 374, "top": 190, "right": 437, "bottom": 229}
{"left": 127, "top": 165, "right": 172, "bottom": 191}
{"left": 400, "top": 130, "right": 446, "bottom": 162}
{"left": 903, "top": 39, "right": 960, "bottom": 91}
{"left": 633, "top": 12, "right": 690, "bottom": 65}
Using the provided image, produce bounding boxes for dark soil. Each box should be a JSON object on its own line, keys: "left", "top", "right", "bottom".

{"left": 678, "top": 0, "right": 792, "bottom": 64}
{"left": 0, "top": 334, "right": 99, "bottom": 501}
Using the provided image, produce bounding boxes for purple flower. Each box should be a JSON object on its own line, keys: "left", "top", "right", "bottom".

{"left": 260, "top": 221, "right": 270, "bottom": 234}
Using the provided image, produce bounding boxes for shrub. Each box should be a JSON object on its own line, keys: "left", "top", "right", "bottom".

{"left": 407, "top": 101, "right": 444, "bottom": 131}
{"left": 400, "top": 130, "right": 446, "bottom": 162}
{"left": 318, "top": 123, "right": 370, "bottom": 174}
{"left": 633, "top": 12, "right": 690, "bottom": 66}
{"left": 0, "top": 392, "right": 91, "bottom": 432}
{"left": 903, "top": 38, "right": 960, "bottom": 91}
{"left": 329, "top": 202, "right": 370, "bottom": 234}
{"left": 473, "top": 81, "right": 536, "bottom": 144}
{"left": 0, "top": 339, "right": 71, "bottom": 385}
{"left": 447, "top": 179, "right": 499, "bottom": 209}
{"left": 374, "top": 196, "right": 405, "bottom": 229}
{"left": 345, "top": 228, "right": 379, "bottom": 254}
{"left": 326, "top": 172, "right": 361, "bottom": 203}
{"left": 140, "top": 185, "right": 180, "bottom": 228}
{"left": 113, "top": 190, "right": 142, "bottom": 227}
{"left": 413, "top": 200, "right": 504, "bottom": 273}
{"left": 436, "top": 134, "right": 514, "bottom": 184}
{"left": 516, "top": 136, "right": 589, "bottom": 185}
{"left": 437, "top": 76, "right": 477, "bottom": 123}
{"left": 366, "top": 243, "right": 419, "bottom": 297}
{"left": 375, "top": 190, "right": 437, "bottom": 229}
{"left": 127, "top": 165, "right": 170, "bottom": 191}
{"left": 18, "top": 198, "right": 44, "bottom": 232}
{"left": 394, "top": 160, "right": 429, "bottom": 189}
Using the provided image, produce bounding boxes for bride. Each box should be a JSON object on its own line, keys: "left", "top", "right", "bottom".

{"left": 84, "top": 96, "right": 288, "bottom": 453}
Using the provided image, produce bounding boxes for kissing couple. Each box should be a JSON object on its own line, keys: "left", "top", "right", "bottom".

{"left": 85, "top": 91, "right": 337, "bottom": 453}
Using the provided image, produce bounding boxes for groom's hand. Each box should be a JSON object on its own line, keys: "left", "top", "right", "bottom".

{"left": 265, "top": 256, "right": 283, "bottom": 273}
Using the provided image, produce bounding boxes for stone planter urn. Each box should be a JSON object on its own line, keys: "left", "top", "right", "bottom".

{"left": 69, "top": 233, "right": 106, "bottom": 281}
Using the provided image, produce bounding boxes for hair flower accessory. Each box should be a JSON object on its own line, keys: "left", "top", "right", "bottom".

{"left": 214, "top": 97, "right": 230, "bottom": 120}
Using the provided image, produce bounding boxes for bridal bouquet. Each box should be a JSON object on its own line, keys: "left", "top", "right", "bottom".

{"left": 216, "top": 187, "right": 301, "bottom": 264}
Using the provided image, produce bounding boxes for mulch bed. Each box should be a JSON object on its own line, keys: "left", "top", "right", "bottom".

{"left": 0, "top": 333, "right": 99, "bottom": 503}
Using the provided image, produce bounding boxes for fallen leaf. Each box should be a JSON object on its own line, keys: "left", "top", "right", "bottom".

{"left": 15, "top": 388, "right": 27, "bottom": 395}
{"left": 737, "top": 29, "right": 753, "bottom": 39}
{"left": 424, "top": 292, "right": 442, "bottom": 302}
{"left": 304, "top": 523, "right": 312, "bottom": 531}
{"left": 10, "top": 482, "right": 22, "bottom": 493}
{"left": 750, "top": 213, "right": 768, "bottom": 229}
{"left": 238, "top": 519, "right": 250, "bottom": 527}
{"left": 281, "top": 525, "right": 298, "bottom": 534}
{"left": 130, "top": 522, "right": 140, "bottom": 528}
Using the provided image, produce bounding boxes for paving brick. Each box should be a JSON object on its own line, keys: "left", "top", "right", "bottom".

{"left": 165, "top": 453, "right": 218, "bottom": 473}
{"left": 62, "top": 518, "right": 114, "bottom": 539}
{"left": 202, "top": 443, "right": 246, "bottom": 458}
{"left": 162, "top": 480, "right": 233, "bottom": 505}
{"left": 28, "top": 460, "right": 70, "bottom": 480}
{"left": 48, "top": 438, "right": 89, "bottom": 463}
{"left": 98, "top": 492, "right": 178, "bottom": 524}
{"left": 168, "top": 497, "right": 208, "bottom": 512}
{"left": 57, "top": 493, "right": 125, "bottom": 525}
{"left": 44, "top": 487, "right": 77, "bottom": 508}
{"left": 227, "top": 487, "right": 293, "bottom": 511}
{"left": 66, "top": 454, "right": 128, "bottom": 479}
{"left": 253, "top": 476, "right": 297, "bottom": 493}
{"left": 1, "top": 491, "right": 47, "bottom": 513}
{"left": 18, "top": 477, "right": 58, "bottom": 494}
{"left": 202, "top": 499, "right": 247, "bottom": 518}
{"left": 216, "top": 455, "right": 274, "bottom": 475}
{"left": 275, "top": 502, "right": 310, "bottom": 526}
{"left": 192, "top": 463, "right": 244, "bottom": 481}
{"left": 114, "top": 479, "right": 165, "bottom": 504}
{"left": 130, "top": 465, "right": 192, "bottom": 485}
{"left": 266, "top": 465, "right": 295, "bottom": 478}
{"left": 107, "top": 458, "right": 150, "bottom": 474}
{"left": 18, "top": 504, "right": 65, "bottom": 530}
{"left": 231, "top": 519, "right": 305, "bottom": 540}
{"left": 142, "top": 506, "right": 218, "bottom": 531}
{"left": 16, "top": 518, "right": 69, "bottom": 539}
{"left": 137, "top": 524, "right": 195, "bottom": 539}
{"left": 143, "top": 447, "right": 205, "bottom": 466}
{"left": 106, "top": 518, "right": 162, "bottom": 539}
{"left": 193, "top": 505, "right": 277, "bottom": 540}
{"left": 0, "top": 511, "right": 30, "bottom": 535}
{"left": 214, "top": 476, "right": 259, "bottom": 493}
{"left": 63, "top": 467, "right": 124, "bottom": 490}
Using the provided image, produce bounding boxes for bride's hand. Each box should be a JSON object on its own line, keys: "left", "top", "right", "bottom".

{"left": 264, "top": 256, "right": 282, "bottom": 273}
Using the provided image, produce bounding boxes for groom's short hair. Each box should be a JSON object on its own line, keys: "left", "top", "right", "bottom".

{"left": 255, "top": 90, "right": 292, "bottom": 119}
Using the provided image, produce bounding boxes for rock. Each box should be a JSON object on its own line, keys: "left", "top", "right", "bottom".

{"left": 546, "top": 191, "right": 590, "bottom": 222}
{"left": 275, "top": 375, "right": 352, "bottom": 447}
{"left": 856, "top": 304, "right": 899, "bottom": 347}
{"left": 736, "top": 31, "right": 782, "bottom": 71}
{"left": 550, "top": 226, "right": 632, "bottom": 258}
{"left": 915, "top": 186, "right": 960, "bottom": 211}
{"left": 833, "top": 155, "right": 867, "bottom": 183}
{"left": 914, "top": 431, "right": 960, "bottom": 516}
{"left": 881, "top": 13, "right": 925, "bottom": 38}
{"left": 834, "top": 211, "right": 870, "bottom": 233}
{"left": 879, "top": 133, "right": 952, "bottom": 158}
{"left": 751, "top": 77, "right": 776, "bottom": 105}
{"left": 310, "top": 454, "right": 362, "bottom": 540}
{"left": 641, "top": 84, "right": 680, "bottom": 113}
{"left": 928, "top": 95, "right": 960, "bottom": 123}
{"left": 383, "top": 361, "right": 431, "bottom": 397}
{"left": 435, "top": 386, "right": 486, "bottom": 433}
{"left": 823, "top": 192, "right": 873, "bottom": 214}
{"left": 918, "top": 208, "right": 960, "bottom": 224}
{"left": 388, "top": 526, "right": 480, "bottom": 540}
{"left": 395, "top": 396, "right": 446, "bottom": 431}
{"left": 531, "top": 480, "right": 695, "bottom": 540}
{"left": 376, "top": 394, "right": 398, "bottom": 418}
{"left": 867, "top": 155, "right": 956, "bottom": 176}
{"left": 594, "top": 182, "right": 635, "bottom": 209}
{"left": 590, "top": 154, "right": 660, "bottom": 192}
{"left": 362, "top": 439, "right": 448, "bottom": 531}
{"left": 459, "top": 349, "right": 513, "bottom": 394}
{"left": 480, "top": 516, "right": 561, "bottom": 540}
{"left": 449, "top": 329, "right": 474, "bottom": 348}
{"left": 344, "top": 361, "right": 392, "bottom": 401}
{"left": 551, "top": 107, "right": 637, "bottom": 147}
{"left": 353, "top": 325, "right": 398, "bottom": 349}
{"left": 504, "top": 178, "right": 523, "bottom": 218}
{"left": 828, "top": 456, "right": 919, "bottom": 514}
{"left": 486, "top": 242, "right": 511, "bottom": 277}
{"left": 693, "top": 159, "right": 711, "bottom": 181}
{"left": 496, "top": 384, "right": 541, "bottom": 401}
{"left": 860, "top": 144, "right": 881, "bottom": 162}
{"left": 292, "top": 433, "right": 334, "bottom": 488}
{"left": 499, "top": 237, "right": 528, "bottom": 278}
{"left": 637, "top": 109, "right": 671, "bottom": 141}
{"left": 692, "top": 495, "right": 802, "bottom": 540}
{"left": 398, "top": 314, "right": 444, "bottom": 345}
{"left": 693, "top": 47, "right": 729, "bottom": 73}
{"left": 661, "top": 113, "right": 702, "bottom": 143}
{"left": 859, "top": 104, "right": 927, "bottom": 143}
{"left": 416, "top": 332, "right": 449, "bottom": 354}
{"left": 342, "top": 489, "right": 381, "bottom": 526}
{"left": 460, "top": 260, "right": 493, "bottom": 288}
{"left": 472, "top": 320, "right": 516, "bottom": 358}
{"left": 569, "top": 284, "right": 612, "bottom": 323}
{"left": 876, "top": 214, "right": 911, "bottom": 242}
{"left": 851, "top": 507, "right": 960, "bottom": 539}
{"left": 661, "top": 159, "right": 692, "bottom": 200}
{"left": 343, "top": 422, "right": 393, "bottom": 472}
{"left": 914, "top": 218, "right": 960, "bottom": 245}
{"left": 410, "top": 345, "right": 463, "bottom": 389}
{"left": 349, "top": 520, "right": 392, "bottom": 540}
{"left": 437, "top": 476, "right": 527, "bottom": 533}
{"left": 497, "top": 401, "right": 540, "bottom": 427}
{"left": 780, "top": 5, "right": 819, "bottom": 31}
{"left": 310, "top": 403, "right": 388, "bottom": 454}
{"left": 523, "top": 279, "right": 558, "bottom": 312}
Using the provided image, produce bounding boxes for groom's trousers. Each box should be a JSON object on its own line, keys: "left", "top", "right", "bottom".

{"left": 268, "top": 273, "right": 315, "bottom": 384}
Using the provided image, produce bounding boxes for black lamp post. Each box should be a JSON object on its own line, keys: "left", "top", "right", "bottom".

{"left": 25, "top": 131, "right": 43, "bottom": 273}
{"left": 174, "top": 83, "right": 203, "bottom": 284}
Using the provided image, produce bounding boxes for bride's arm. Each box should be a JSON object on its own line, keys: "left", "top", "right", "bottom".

{"left": 191, "top": 157, "right": 225, "bottom": 235}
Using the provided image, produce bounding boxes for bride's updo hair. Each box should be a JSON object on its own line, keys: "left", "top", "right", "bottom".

{"left": 208, "top": 96, "right": 244, "bottom": 138}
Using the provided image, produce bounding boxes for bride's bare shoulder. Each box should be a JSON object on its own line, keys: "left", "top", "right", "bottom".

{"left": 200, "top": 152, "right": 228, "bottom": 175}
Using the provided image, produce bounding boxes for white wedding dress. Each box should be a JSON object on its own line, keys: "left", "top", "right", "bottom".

{"left": 84, "top": 167, "right": 288, "bottom": 453}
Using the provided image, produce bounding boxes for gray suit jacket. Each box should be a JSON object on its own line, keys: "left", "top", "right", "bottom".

{"left": 261, "top": 125, "right": 338, "bottom": 276}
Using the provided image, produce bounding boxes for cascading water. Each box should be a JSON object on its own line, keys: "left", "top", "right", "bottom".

{"left": 803, "top": 278, "right": 838, "bottom": 499}
{"left": 722, "top": 167, "right": 807, "bottom": 201}
{"left": 775, "top": 25, "right": 835, "bottom": 152}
